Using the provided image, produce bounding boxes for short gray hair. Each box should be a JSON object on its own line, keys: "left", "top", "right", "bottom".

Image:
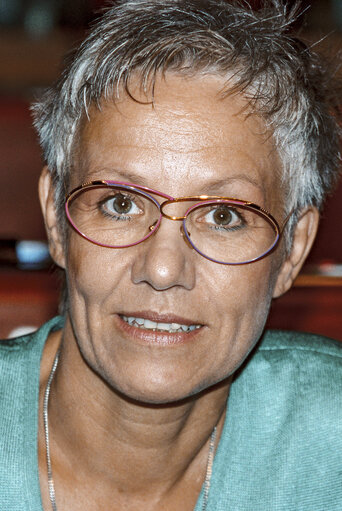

{"left": 32, "top": 0, "right": 342, "bottom": 225}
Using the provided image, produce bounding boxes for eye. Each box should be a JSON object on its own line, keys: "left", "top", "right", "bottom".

{"left": 203, "top": 205, "right": 245, "bottom": 230}
{"left": 100, "top": 192, "right": 142, "bottom": 219}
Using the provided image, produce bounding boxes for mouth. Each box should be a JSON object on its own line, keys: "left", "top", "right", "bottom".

{"left": 120, "top": 315, "right": 202, "bottom": 334}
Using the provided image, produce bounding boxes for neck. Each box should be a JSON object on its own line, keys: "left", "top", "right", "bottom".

{"left": 39, "top": 320, "right": 230, "bottom": 507}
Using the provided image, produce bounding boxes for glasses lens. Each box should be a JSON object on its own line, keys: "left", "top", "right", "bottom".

{"left": 66, "top": 185, "right": 160, "bottom": 247}
{"left": 185, "top": 201, "right": 279, "bottom": 264}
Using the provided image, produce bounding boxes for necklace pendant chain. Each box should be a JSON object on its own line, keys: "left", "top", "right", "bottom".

{"left": 43, "top": 350, "right": 217, "bottom": 511}
{"left": 201, "top": 426, "right": 217, "bottom": 511}
{"left": 43, "top": 348, "right": 60, "bottom": 511}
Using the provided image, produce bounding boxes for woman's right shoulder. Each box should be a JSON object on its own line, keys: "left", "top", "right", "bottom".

{"left": 0, "top": 315, "right": 64, "bottom": 365}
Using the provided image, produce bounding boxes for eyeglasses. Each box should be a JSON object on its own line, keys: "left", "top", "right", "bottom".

{"left": 65, "top": 180, "right": 282, "bottom": 265}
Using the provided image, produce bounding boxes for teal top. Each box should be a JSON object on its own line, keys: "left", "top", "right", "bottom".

{"left": 1, "top": 316, "right": 342, "bottom": 510}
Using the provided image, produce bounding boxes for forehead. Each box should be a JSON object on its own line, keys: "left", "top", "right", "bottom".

{"left": 77, "top": 74, "right": 282, "bottom": 208}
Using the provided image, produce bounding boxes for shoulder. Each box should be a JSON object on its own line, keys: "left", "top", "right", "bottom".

{"left": 216, "top": 331, "right": 342, "bottom": 509}
{"left": 0, "top": 316, "right": 64, "bottom": 510}
{"left": 245, "top": 329, "right": 342, "bottom": 383}
{"left": 0, "top": 316, "right": 63, "bottom": 354}
{"left": 232, "top": 329, "right": 342, "bottom": 450}
{"left": 260, "top": 329, "right": 342, "bottom": 359}
{"left": 231, "top": 329, "right": 342, "bottom": 448}
{"left": 0, "top": 316, "right": 64, "bottom": 387}
{"left": 0, "top": 314, "right": 64, "bottom": 396}
{"left": 238, "top": 329, "right": 342, "bottom": 396}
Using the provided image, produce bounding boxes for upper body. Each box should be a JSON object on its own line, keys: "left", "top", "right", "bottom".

{"left": 1, "top": 317, "right": 342, "bottom": 510}
{"left": 5, "top": 0, "right": 342, "bottom": 509}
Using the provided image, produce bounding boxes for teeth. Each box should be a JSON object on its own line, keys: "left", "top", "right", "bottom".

{"left": 121, "top": 315, "right": 201, "bottom": 333}
{"left": 144, "top": 319, "right": 155, "bottom": 330}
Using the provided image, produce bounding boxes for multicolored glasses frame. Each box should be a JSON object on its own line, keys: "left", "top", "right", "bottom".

{"left": 65, "top": 179, "right": 282, "bottom": 265}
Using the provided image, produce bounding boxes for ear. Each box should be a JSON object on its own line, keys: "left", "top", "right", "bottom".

{"left": 273, "top": 207, "right": 319, "bottom": 298}
{"left": 39, "top": 166, "right": 66, "bottom": 269}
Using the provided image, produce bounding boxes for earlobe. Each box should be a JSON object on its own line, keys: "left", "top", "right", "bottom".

{"left": 273, "top": 207, "right": 319, "bottom": 298}
{"left": 38, "top": 166, "right": 66, "bottom": 269}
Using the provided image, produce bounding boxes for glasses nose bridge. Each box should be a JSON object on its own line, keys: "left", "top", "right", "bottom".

{"left": 159, "top": 198, "right": 189, "bottom": 222}
{"left": 156, "top": 199, "right": 193, "bottom": 251}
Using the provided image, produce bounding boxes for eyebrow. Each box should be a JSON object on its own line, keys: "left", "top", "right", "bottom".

{"left": 85, "top": 168, "right": 264, "bottom": 194}
{"left": 203, "top": 175, "right": 263, "bottom": 194}
{"left": 86, "top": 168, "right": 151, "bottom": 186}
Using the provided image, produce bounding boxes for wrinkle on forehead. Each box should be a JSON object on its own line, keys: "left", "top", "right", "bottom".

{"left": 89, "top": 73, "right": 272, "bottom": 149}
{"left": 77, "top": 74, "right": 282, "bottom": 211}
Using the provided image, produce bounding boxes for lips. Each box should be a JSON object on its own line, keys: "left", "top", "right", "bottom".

{"left": 116, "top": 311, "right": 204, "bottom": 344}
{"left": 121, "top": 315, "right": 201, "bottom": 333}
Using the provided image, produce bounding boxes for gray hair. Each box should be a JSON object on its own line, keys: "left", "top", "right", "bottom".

{"left": 32, "top": 0, "right": 342, "bottom": 230}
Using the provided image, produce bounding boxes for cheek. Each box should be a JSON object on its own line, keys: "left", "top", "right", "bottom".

{"left": 65, "top": 236, "right": 132, "bottom": 310}
{"left": 202, "top": 260, "right": 276, "bottom": 375}
{"left": 203, "top": 258, "right": 276, "bottom": 319}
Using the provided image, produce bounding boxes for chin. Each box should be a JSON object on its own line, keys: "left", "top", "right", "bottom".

{"left": 107, "top": 370, "right": 228, "bottom": 406}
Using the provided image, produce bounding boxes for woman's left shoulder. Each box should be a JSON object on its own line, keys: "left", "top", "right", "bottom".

{"left": 238, "top": 329, "right": 342, "bottom": 412}
{"left": 218, "top": 331, "right": 342, "bottom": 511}
{"left": 259, "top": 329, "right": 342, "bottom": 364}
{"left": 235, "top": 329, "right": 342, "bottom": 412}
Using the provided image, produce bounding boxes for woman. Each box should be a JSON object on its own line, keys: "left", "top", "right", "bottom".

{"left": 1, "top": 1, "right": 342, "bottom": 509}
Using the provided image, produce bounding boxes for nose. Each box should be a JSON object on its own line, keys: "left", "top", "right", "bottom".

{"left": 131, "top": 219, "right": 196, "bottom": 291}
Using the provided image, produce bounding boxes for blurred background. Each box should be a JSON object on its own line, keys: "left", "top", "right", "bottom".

{"left": 0, "top": 0, "right": 341, "bottom": 339}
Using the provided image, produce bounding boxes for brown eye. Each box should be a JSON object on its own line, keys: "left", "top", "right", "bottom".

{"left": 213, "top": 206, "right": 233, "bottom": 225}
{"left": 194, "top": 204, "right": 244, "bottom": 231}
{"left": 100, "top": 192, "right": 141, "bottom": 219}
{"left": 112, "top": 193, "right": 133, "bottom": 214}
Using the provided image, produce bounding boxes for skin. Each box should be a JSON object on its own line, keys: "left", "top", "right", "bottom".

{"left": 38, "top": 74, "right": 319, "bottom": 510}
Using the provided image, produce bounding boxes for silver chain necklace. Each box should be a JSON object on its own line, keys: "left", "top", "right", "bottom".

{"left": 43, "top": 349, "right": 217, "bottom": 511}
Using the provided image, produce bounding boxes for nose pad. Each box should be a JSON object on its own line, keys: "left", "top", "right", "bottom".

{"left": 180, "top": 224, "right": 194, "bottom": 250}
{"left": 149, "top": 220, "right": 158, "bottom": 232}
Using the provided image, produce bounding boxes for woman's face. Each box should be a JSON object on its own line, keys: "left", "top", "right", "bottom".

{"left": 55, "top": 75, "right": 287, "bottom": 403}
